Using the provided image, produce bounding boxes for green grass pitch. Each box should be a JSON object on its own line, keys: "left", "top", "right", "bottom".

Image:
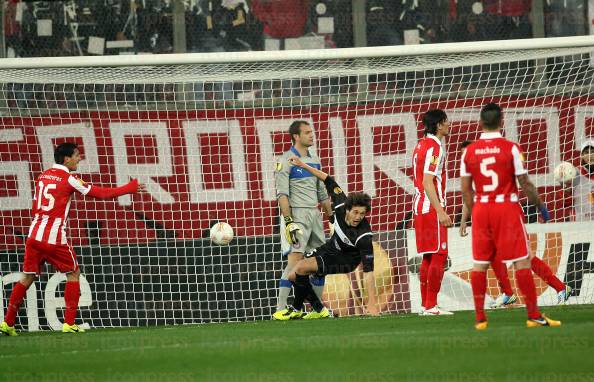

{"left": 1, "top": 305, "right": 593, "bottom": 382}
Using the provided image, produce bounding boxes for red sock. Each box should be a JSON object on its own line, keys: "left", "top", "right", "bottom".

{"left": 471, "top": 271, "right": 487, "bottom": 322}
{"left": 531, "top": 257, "right": 565, "bottom": 292}
{"left": 64, "top": 281, "right": 80, "bottom": 325}
{"left": 425, "top": 253, "right": 447, "bottom": 309}
{"left": 492, "top": 259, "right": 513, "bottom": 296}
{"left": 419, "top": 255, "right": 431, "bottom": 309}
{"left": 5, "top": 282, "right": 28, "bottom": 327}
{"left": 515, "top": 268, "right": 541, "bottom": 319}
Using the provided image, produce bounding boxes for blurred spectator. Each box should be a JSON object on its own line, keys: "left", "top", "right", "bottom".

{"left": 545, "top": 0, "right": 587, "bottom": 37}
{"left": 314, "top": 0, "right": 352, "bottom": 49}
{"left": 482, "top": 0, "right": 532, "bottom": 40}
{"left": 366, "top": 1, "right": 402, "bottom": 46}
{"left": 397, "top": 0, "right": 451, "bottom": 44}
{"left": 251, "top": 0, "right": 309, "bottom": 40}
{"left": 216, "top": 0, "right": 251, "bottom": 51}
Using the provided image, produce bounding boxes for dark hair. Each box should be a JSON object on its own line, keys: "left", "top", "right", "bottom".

{"left": 422, "top": 109, "right": 448, "bottom": 136}
{"left": 345, "top": 192, "right": 372, "bottom": 212}
{"left": 460, "top": 140, "right": 473, "bottom": 149}
{"left": 289, "top": 120, "right": 309, "bottom": 144}
{"left": 54, "top": 142, "right": 78, "bottom": 164}
{"left": 480, "top": 103, "right": 503, "bottom": 130}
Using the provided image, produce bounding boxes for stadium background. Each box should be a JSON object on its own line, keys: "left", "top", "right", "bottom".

{"left": 0, "top": 0, "right": 593, "bottom": 332}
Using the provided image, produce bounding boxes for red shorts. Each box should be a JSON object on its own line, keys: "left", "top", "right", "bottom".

{"left": 23, "top": 239, "right": 79, "bottom": 276}
{"left": 471, "top": 202, "right": 529, "bottom": 264}
{"left": 414, "top": 209, "right": 448, "bottom": 255}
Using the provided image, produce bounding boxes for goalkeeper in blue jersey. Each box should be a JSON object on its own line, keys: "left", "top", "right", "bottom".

{"left": 274, "top": 155, "right": 380, "bottom": 320}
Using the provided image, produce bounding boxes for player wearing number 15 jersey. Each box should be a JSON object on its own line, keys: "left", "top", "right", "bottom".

{"left": 0, "top": 142, "right": 145, "bottom": 336}
{"left": 460, "top": 103, "right": 560, "bottom": 330}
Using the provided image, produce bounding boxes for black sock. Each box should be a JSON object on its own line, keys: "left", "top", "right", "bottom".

{"left": 292, "top": 274, "right": 310, "bottom": 310}
{"left": 306, "top": 289, "right": 325, "bottom": 312}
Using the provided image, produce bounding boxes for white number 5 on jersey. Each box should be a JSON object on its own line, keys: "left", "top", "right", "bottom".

{"left": 480, "top": 157, "right": 499, "bottom": 192}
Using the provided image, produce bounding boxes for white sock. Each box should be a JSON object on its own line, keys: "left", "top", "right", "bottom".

{"left": 310, "top": 276, "right": 325, "bottom": 302}
{"left": 276, "top": 264, "right": 294, "bottom": 311}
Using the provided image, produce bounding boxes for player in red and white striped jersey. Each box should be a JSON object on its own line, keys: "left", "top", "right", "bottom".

{"left": 460, "top": 103, "right": 560, "bottom": 330}
{"left": 458, "top": 139, "right": 570, "bottom": 308}
{"left": 0, "top": 142, "right": 145, "bottom": 336}
{"left": 412, "top": 109, "right": 453, "bottom": 316}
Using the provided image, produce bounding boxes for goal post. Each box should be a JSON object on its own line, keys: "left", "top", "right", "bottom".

{"left": 0, "top": 36, "right": 593, "bottom": 330}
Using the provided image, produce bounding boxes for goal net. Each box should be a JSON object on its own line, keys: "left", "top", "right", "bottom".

{"left": 1, "top": 36, "right": 593, "bottom": 330}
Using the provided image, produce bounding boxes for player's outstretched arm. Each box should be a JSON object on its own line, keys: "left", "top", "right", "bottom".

{"left": 364, "top": 271, "right": 380, "bottom": 316}
{"left": 290, "top": 155, "right": 347, "bottom": 206}
{"left": 517, "top": 174, "right": 550, "bottom": 222}
{"left": 288, "top": 155, "right": 328, "bottom": 181}
{"left": 86, "top": 179, "right": 146, "bottom": 200}
{"left": 358, "top": 236, "right": 379, "bottom": 316}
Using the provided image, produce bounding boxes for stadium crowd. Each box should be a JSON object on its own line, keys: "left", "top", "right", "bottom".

{"left": 2, "top": 1, "right": 592, "bottom": 133}
{"left": 3, "top": 0, "right": 589, "bottom": 57}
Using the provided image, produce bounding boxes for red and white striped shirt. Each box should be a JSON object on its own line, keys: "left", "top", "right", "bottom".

{"left": 412, "top": 134, "right": 447, "bottom": 215}
{"left": 28, "top": 164, "right": 91, "bottom": 246}
{"left": 460, "top": 132, "right": 527, "bottom": 203}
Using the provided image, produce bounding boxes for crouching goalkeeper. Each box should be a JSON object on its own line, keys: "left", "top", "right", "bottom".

{"left": 274, "top": 155, "right": 380, "bottom": 319}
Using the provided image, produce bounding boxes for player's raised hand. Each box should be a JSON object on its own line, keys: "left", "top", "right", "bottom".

{"left": 288, "top": 155, "right": 304, "bottom": 168}
{"left": 438, "top": 210, "right": 453, "bottom": 227}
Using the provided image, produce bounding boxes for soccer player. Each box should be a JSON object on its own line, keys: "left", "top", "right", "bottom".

{"left": 273, "top": 155, "right": 380, "bottom": 319}
{"left": 459, "top": 138, "right": 571, "bottom": 308}
{"left": 272, "top": 120, "right": 333, "bottom": 320}
{"left": 460, "top": 103, "right": 561, "bottom": 329}
{"left": 0, "top": 142, "right": 145, "bottom": 336}
{"left": 412, "top": 109, "right": 453, "bottom": 316}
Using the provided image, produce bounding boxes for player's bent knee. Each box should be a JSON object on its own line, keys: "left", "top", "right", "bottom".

{"left": 293, "top": 257, "right": 318, "bottom": 276}
{"left": 302, "top": 257, "right": 319, "bottom": 274}
{"left": 287, "top": 252, "right": 304, "bottom": 266}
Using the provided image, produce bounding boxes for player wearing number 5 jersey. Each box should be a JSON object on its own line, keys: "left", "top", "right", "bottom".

{"left": 460, "top": 103, "right": 560, "bottom": 330}
{"left": 412, "top": 109, "right": 453, "bottom": 316}
{"left": 0, "top": 142, "right": 145, "bottom": 336}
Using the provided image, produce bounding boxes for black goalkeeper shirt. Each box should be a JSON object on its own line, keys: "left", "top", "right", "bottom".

{"left": 322, "top": 176, "right": 374, "bottom": 272}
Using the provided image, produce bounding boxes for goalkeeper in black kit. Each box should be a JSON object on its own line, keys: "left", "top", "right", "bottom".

{"left": 274, "top": 155, "right": 380, "bottom": 320}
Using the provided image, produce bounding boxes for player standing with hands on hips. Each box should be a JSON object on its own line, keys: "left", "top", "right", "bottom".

{"left": 460, "top": 103, "right": 561, "bottom": 330}
{"left": 272, "top": 121, "right": 333, "bottom": 320}
{"left": 0, "top": 142, "right": 145, "bottom": 335}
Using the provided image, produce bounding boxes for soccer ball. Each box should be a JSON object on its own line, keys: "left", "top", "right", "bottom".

{"left": 553, "top": 161, "right": 577, "bottom": 184}
{"left": 210, "top": 222, "right": 234, "bottom": 245}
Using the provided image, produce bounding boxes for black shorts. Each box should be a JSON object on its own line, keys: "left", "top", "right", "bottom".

{"left": 305, "top": 246, "right": 360, "bottom": 277}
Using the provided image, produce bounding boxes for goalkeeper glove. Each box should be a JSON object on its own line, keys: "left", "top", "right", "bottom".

{"left": 284, "top": 216, "right": 302, "bottom": 245}
{"left": 539, "top": 204, "right": 550, "bottom": 222}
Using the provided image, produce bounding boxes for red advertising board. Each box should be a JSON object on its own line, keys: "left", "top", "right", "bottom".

{"left": 1, "top": 97, "right": 593, "bottom": 249}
